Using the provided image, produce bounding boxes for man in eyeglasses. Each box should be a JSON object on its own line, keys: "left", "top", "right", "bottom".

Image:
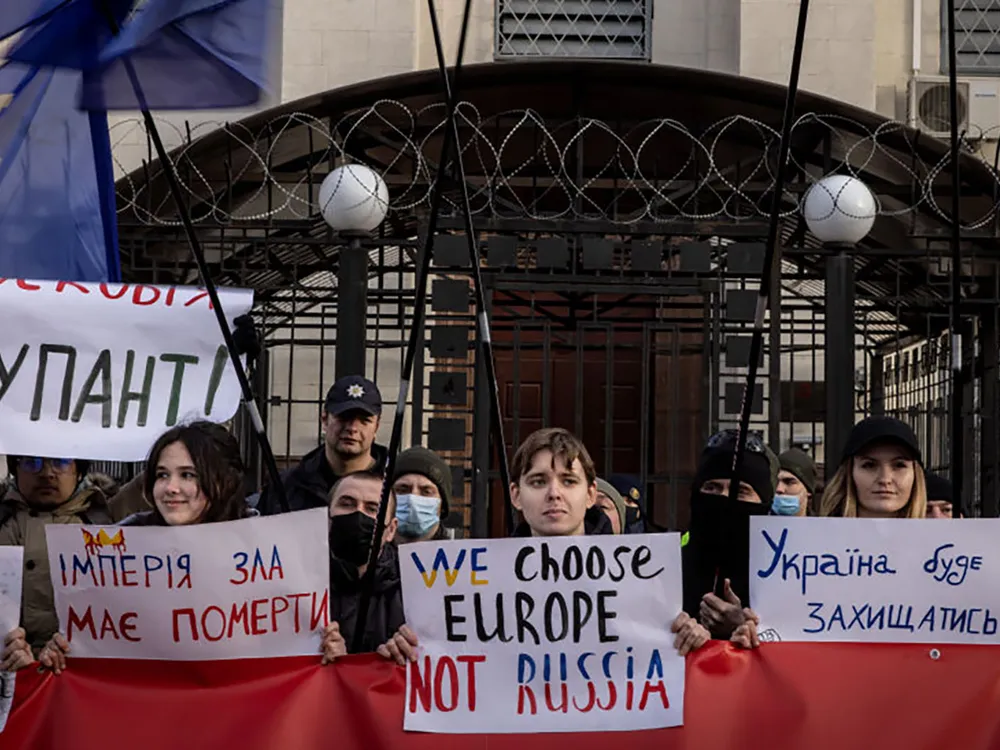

{"left": 0, "top": 456, "right": 136, "bottom": 656}
{"left": 683, "top": 430, "right": 778, "bottom": 639}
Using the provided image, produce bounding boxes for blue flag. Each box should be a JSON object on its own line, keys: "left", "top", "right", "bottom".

{"left": 81, "top": 0, "right": 273, "bottom": 110}
{"left": 5, "top": 0, "right": 271, "bottom": 110}
{"left": 0, "top": 64, "right": 120, "bottom": 281}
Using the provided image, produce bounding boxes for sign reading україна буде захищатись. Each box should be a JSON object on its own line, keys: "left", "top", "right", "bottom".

{"left": 0, "top": 279, "right": 253, "bottom": 461}
{"left": 750, "top": 517, "right": 1000, "bottom": 644}
{"left": 400, "top": 535, "right": 685, "bottom": 734}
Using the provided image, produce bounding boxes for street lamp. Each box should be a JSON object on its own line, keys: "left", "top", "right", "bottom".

{"left": 801, "top": 174, "right": 876, "bottom": 480}
{"left": 318, "top": 163, "right": 390, "bottom": 379}
{"left": 801, "top": 174, "right": 876, "bottom": 245}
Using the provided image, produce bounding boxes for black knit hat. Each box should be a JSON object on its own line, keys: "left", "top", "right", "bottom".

{"left": 925, "top": 472, "right": 953, "bottom": 504}
{"left": 390, "top": 446, "right": 451, "bottom": 518}
{"left": 779, "top": 448, "right": 818, "bottom": 495}
{"left": 694, "top": 438, "right": 776, "bottom": 506}
{"left": 840, "top": 416, "right": 921, "bottom": 465}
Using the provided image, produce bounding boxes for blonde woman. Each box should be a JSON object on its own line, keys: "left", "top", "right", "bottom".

{"left": 819, "top": 416, "right": 927, "bottom": 519}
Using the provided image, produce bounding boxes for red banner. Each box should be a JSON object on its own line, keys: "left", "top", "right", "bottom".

{"left": 4, "top": 642, "right": 1000, "bottom": 749}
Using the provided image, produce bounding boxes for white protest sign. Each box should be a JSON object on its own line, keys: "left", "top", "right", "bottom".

{"left": 401, "top": 534, "right": 685, "bottom": 734}
{"left": 45, "top": 509, "right": 329, "bottom": 660}
{"left": 0, "top": 279, "right": 254, "bottom": 461}
{"left": 0, "top": 547, "right": 23, "bottom": 734}
{"left": 750, "top": 517, "right": 1000, "bottom": 644}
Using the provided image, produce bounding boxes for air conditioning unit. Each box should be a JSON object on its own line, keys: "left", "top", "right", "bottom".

{"left": 908, "top": 76, "right": 1000, "bottom": 141}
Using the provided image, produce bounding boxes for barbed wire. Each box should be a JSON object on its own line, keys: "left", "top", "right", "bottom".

{"left": 112, "top": 100, "right": 1000, "bottom": 231}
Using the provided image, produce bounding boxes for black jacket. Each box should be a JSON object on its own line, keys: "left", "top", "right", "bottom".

{"left": 511, "top": 505, "right": 613, "bottom": 537}
{"left": 257, "top": 442, "right": 388, "bottom": 515}
{"left": 330, "top": 542, "right": 405, "bottom": 654}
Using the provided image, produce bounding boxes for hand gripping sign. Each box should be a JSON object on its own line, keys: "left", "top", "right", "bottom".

{"left": 400, "top": 534, "right": 686, "bottom": 734}
{"left": 45, "top": 509, "right": 329, "bottom": 660}
{"left": 0, "top": 278, "right": 254, "bottom": 461}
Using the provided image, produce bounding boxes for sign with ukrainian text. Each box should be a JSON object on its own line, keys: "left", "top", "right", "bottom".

{"left": 0, "top": 279, "right": 254, "bottom": 461}
{"left": 750, "top": 517, "right": 1000, "bottom": 644}
{"left": 44, "top": 509, "right": 329, "bottom": 660}
{"left": 400, "top": 535, "right": 685, "bottom": 734}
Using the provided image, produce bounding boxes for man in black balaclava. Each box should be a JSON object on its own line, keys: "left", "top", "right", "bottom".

{"left": 326, "top": 469, "right": 404, "bottom": 653}
{"left": 683, "top": 429, "right": 777, "bottom": 639}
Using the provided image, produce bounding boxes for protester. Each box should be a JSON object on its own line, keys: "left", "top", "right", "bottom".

{"left": 682, "top": 429, "right": 777, "bottom": 639}
{"left": 120, "top": 421, "right": 258, "bottom": 527}
{"left": 0, "top": 455, "right": 138, "bottom": 655}
{"left": 607, "top": 473, "right": 646, "bottom": 533}
{"left": 507, "top": 428, "right": 611, "bottom": 537}
{"left": 819, "top": 416, "right": 927, "bottom": 519}
{"left": 322, "top": 469, "right": 403, "bottom": 655}
{"left": 391, "top": 446, "right": 454, "bottom": 544}
{"left": 258, "top": 375, "right": 388, "bottom": 515}
{"left": 38, "top": 423, "right": 349, "bottom": 670}
{"left": 925, "top": 472, "right": 956, "bottom": 519}
{"left": 595, "top": 478, "right": 626, "bottom": 534}
{"left": 377, "top": 428, "right": 709, "bottom": 665}
{"left": 775, "top": 448, "right": 817, "bottom": 517}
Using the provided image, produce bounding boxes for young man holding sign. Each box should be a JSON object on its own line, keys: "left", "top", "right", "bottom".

{"left": 379, "top": 428, "right": 710, "bottom": 666}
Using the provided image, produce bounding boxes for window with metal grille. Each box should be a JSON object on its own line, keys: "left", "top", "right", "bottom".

{"left": 495, "top": 0, "right": 651, "bottom": 60}
{"left": 947, "top": 0, "right": 1000, "bottom": 73}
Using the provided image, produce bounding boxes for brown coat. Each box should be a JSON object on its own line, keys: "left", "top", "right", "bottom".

{"left": 0, "top": 476, "right": 149, "bottom": 653}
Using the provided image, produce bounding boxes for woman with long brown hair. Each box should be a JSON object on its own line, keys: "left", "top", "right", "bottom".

{"left": 819, "top": 416, "right": 927, "bottom": 519}
{"left": 39, "top": 421, "right": 346, "bottom": 670}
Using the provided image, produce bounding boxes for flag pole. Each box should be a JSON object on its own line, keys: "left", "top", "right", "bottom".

{"left": 97, "top": 5, "right": 290, "bottom": 513}
{"left": 426, "top": 0, "right": 515, "bottom": 530}
{"left": 350, "top": 0, "right": 476, "bottom": 652}
{"left": 728, "top": 0, "right": 812, "bottom": 505}
{"left": 944, "top": 0, "right": 965, "bottom": 509}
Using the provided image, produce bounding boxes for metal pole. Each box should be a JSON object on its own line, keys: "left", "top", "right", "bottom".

{"left": 426, "top": 0, "right": 515, "bottom": 529}
{"left": 824, "top": 247, "right": 855, "bottom": 477}
{"left": 945, "top": 0, "right": 964, "bottom": 506}
{"left": 336, "top": 235, "right": 368, "bottom": 378}
{"left": 351, "top": 0, "right": 475, "bottom": 653}
{"left": 97, "top": 3, "right": 289, "bottom": 513}
{"left": 728, "top": 0, "right": 812, "bottom": 501}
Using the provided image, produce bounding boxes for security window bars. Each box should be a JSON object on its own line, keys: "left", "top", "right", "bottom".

{"left": 495, "top": 0, "right": 651, "bottom": 60}
{"left": 949, "top": 0, "right": 1000, "bottom": 73}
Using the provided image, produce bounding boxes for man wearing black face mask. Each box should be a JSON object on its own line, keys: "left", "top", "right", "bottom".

{"left": 326, "top": 469, "right": 404, "bottom": 653}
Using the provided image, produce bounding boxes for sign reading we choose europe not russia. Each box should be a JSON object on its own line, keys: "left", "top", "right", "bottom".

{"left": 750, "top": 517, "right": 1000, "bottom": 644}
{"left": 400, "top": 535, "right": 685, "bottom": 734}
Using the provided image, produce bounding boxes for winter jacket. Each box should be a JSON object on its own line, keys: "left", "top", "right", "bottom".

{"left": 119, "top": 507, "right": 260, "bottom": 526}
{"left": 0, "top": 478, "right": 135, "bottom": 654}
{"left": 330, "top": 542, "right": 405, "bottom": 654}
{"left": 511, "top": 505, "right": 614, "bottom": 537}
{"left": 257, "top": 443, "right": 389, "bottom": 516}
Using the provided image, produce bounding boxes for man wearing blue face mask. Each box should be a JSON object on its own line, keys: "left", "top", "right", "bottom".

{"left": 774, "top": 448, "right": 817, "bottom": 517}
{"left": 390, "top": 446, "right": 454, "bottom": 544}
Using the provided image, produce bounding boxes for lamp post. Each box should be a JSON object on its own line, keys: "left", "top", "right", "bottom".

{"left": 318, "top": 163, "right": 390, "bottom": 379}
{"left": 802, "top": 174, "right": 876, "bottom": 480}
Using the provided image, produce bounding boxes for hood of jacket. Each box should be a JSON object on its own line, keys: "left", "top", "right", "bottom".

{"left": 0, "top": 476, "right": 109, "bottom": 520}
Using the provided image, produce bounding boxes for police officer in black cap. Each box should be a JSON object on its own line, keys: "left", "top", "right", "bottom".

{"left": 258, "top": 375, "right": 388, "bottom": 515}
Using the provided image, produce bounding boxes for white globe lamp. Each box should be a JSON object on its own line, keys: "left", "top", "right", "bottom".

{"left": 801, "top": 175, "right": 877, "bottom": 245}
{"left": 318, "top": 163, "right": 389, "bottom": 233}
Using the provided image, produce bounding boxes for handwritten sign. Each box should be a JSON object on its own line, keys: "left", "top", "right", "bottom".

{"left": 0, "top": 547, "right": 23, "bottom": 734}
{"left": 750, "top": 517, "right": 1000, "bottom": 644}
{"left": 44, "top": 509, "right": 328, "bottom": 660}
{"left": 400, "top": 535, "right": 685, "bottom": 734}
{"left": 0, "top": 279, "right": 254, "bottom": 461}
